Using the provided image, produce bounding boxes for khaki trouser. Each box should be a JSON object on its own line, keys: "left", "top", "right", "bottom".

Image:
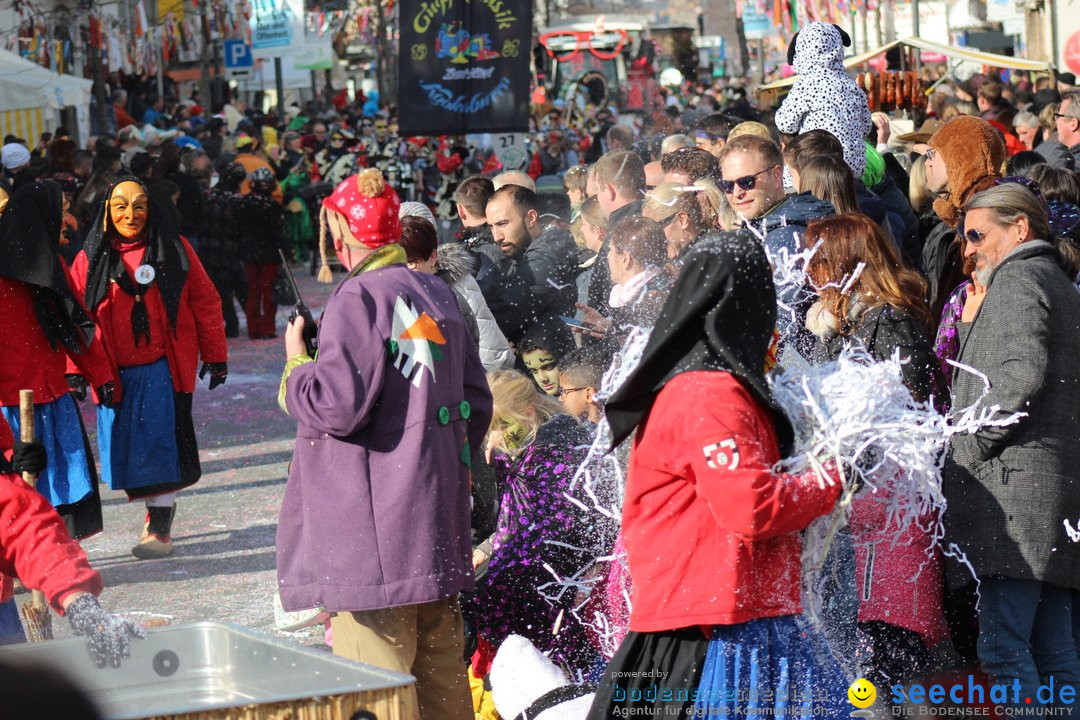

{"left": 330, "top": 596, "right": 472, "bottom": 720}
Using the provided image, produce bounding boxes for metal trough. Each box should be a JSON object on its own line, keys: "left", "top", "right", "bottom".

{"left": 0, "top": 621, "right": 413, "bottom": 720}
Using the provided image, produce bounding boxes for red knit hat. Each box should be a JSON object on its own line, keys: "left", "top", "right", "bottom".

{"left": 318, "top": 169, "right": 401, "bottom": 282}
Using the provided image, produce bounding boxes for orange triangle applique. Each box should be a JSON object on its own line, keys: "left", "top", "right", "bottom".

{"left": 400, "top": 313, "right": 447, "bottom": 344}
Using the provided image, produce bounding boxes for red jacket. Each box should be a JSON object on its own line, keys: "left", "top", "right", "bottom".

{"left": 70, "top": 237, "right": 227, "bottom": 394}
{"left": 622, "top": 371, "right": 841, "bottom": 632}
{"left": 0, "top": 417, "right": 102, "bottom": 610}
{"left": 0, "top": 272, "right": 116, "bottom": 407}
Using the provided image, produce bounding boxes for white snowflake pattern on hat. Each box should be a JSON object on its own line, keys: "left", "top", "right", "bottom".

{"left": 337, "top": 197, "right": 347, "bottom": 209}
{"left": 350, "top": 205, "right": 367, "bottom": 220}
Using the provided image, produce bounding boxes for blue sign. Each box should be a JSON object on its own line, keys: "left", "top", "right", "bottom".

{"left": 224, "top": 39, "right": 253, "bottom": 70}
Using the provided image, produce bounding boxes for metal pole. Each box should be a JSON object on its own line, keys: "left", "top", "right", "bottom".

{"left": 274, "top": 56, "right": 285, "bottom": 117}
{"left": 1049, "top": 0, "right": 1059, "bottom": 71}
{"left": 156, "top": 36, "right": 165, "bottom": 97}
{"left": 912, "top": 0, "right": 922, "bottom": 70}
{"left": 758, "top": 38, "right": 765, "bottom": 84}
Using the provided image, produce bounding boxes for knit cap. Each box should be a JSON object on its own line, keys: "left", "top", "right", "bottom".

{"left": 318, "top": 168, "right": 401, "bottom": 282}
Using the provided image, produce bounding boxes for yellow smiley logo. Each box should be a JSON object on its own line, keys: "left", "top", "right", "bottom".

{"left": 848, "top": 678, "right": 876, "bottom": 708}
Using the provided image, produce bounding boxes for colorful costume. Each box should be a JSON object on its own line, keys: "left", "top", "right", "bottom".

{"left": 70, "top": 178, "right": 228, "bottom": 559}
{"left": 0, "top": 181, "right": 114, "bottom": 540}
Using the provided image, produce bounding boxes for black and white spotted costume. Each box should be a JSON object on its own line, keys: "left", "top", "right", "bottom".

{"left": 775, "top": 22, "right": 872, "bottom": 177}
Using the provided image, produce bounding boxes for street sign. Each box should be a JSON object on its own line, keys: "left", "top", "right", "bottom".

{"left": 251, "top": 0, "right": 305, "bottom": 58}
{"left": 224, "top": 39, "right": 254, "bottom": 70}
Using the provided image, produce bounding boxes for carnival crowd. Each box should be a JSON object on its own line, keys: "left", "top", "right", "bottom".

{"left": 0, "top": 20, "right": 1079, "bottom": 719}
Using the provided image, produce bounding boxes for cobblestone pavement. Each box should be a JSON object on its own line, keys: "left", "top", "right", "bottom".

{"left": 45, "top": 264, "right": 335, "bottom": 650}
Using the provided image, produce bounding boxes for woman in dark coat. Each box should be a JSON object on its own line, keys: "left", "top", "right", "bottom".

{"left": 803, "top": 212, "right": 947, "bottom": 693}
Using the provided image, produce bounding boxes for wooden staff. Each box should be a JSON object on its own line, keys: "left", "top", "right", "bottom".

{"left": 17, "top": 389, "right": 52, "bottom": 641}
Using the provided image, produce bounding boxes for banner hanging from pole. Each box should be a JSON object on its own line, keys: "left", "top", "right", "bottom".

{"left": 398, "top": 0, "right": 532, "bottom": 135}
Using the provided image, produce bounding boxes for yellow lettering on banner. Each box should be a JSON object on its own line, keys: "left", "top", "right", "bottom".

{"left": 413, "top": 0, "right": 453, "bottom": 34}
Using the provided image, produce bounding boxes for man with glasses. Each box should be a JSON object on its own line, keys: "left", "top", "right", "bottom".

{"left": 944, "top": 183, "right": 1080, "bottom": 713}
{"left": 717, "top": 134, "right": 833, "bottom": 356}
{"left": 920, "top": 116, "right": 1005, "bottom": 326}
{"left": 1054, "top": 90, "right": 1080, "bottom": 167}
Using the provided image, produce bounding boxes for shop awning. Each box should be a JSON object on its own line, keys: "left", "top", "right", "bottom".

{"left": 757, "top": 36, "right": 1054, "bottom": 94}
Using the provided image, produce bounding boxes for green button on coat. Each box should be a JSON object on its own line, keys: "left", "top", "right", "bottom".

{"left": 437, "top": 406, "right": 451, "bottom": 425}
{"left": 459, "top": 401, "right": 471, "bottom": 420}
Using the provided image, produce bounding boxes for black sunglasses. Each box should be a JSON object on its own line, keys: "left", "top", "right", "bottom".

{"left": 964, "top": 227, "right": 994, "bottom": 245}
{"left": 718, "top": 166, "right": 777, "bottom": 195}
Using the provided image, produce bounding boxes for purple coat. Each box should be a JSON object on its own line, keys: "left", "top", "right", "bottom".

{"left": 277, "top": 263, "right": 493, "bottom": 613}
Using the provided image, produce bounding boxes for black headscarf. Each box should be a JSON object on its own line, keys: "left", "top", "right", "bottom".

{"left": 0, "top": 180, "right": 96, "bottom": 354}
{"left": 82, "top": 176, "right": 189, "bottom": 345}
{"left": 606, "top": 229, "right": 794, "bottom": 455}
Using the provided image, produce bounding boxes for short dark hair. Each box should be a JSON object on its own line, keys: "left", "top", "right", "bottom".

{"left": 1029, "top": 164, "right": 1080, "bottom": 205}
{"left": 696, "top": 113, "right": 737, "bottom": 140}
{"left": 490, "top": 183, "right": 538, "bottom": 215}
{"left": 559, "top": 348, "right": 603, "bottom": 389}
{"left": 453, "top": 175, "right": 494, "bottom": 217}
{"left": 717, "top": 133, "right": 784, "bottom": 172}
{"left": 398, "top": 215, "right": 438, "bottom": 264}
{"left": 782, "top": 129, "right": 844, "bottom": 173}
{"left": 660, "top": 147, "right": 720, "bottom": 182}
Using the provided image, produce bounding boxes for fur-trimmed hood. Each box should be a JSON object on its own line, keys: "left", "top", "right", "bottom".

{"left": 928, "top": 116, "right": 1005, "bottom": 227}
{"left": 436, "top": 241, "right": 479, "bottom": 285}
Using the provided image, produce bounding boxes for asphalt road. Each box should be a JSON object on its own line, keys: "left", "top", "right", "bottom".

{"left": 43, "top": 264, "right": 335, "bottom": 649}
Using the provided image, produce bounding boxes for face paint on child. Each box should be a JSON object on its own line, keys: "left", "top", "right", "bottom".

{"left": 523, "top": 350, "right": 560, "bottom": 395}
{"left": 495, "top": 417, "right": 527, "bottom": 451}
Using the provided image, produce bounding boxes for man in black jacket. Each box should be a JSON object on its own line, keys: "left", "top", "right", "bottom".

{"left": 587, "top": 149, "right": 647, "bottom": 318}
{"left": 486, "top": 184, "right": 579, "bottom": 342}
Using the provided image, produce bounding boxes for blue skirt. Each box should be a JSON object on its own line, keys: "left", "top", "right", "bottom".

{"left": 97, "top": 358, "right": 182, "bottom": 493}
{"left": 1, "top": 393, "right": 93, "bottom": 508}
{"left": 693, "top": 616, "right": 850, "bottom": 717}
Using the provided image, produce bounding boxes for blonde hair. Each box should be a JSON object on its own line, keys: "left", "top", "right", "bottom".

{"left": 908, "top": 155, "right": 934, "bottom": 215}
{"left": 643, "top": 180, "right": 728, "bottom": 232}
{"left": 487, "top": 370, "right": 563, "bottom": 456}
{"left": 727, "top": 121, "right": 773, "bottom": 141}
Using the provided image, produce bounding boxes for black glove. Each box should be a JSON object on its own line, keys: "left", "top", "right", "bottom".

{"left": 66, "top": 593, "right": 145, "bottom": 668}
{"left": 66, "top": 374, "right": 88, "bottom": 402}
{"left": 11, "top": 440, "right": 46, "bottom": 477}
{"left": 199, "top": 361, "right": 228, "bottom": 390}
{"left": 95, "top": 381, "right": 117, "bottom": 408}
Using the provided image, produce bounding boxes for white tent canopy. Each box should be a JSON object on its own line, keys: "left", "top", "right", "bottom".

{"left": 0, "top": 47, "right": 93, "bottom": 112}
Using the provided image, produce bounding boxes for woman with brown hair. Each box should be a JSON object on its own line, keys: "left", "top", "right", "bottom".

{"left": 795, "top": 155, "right": 859, "bottom": 216}
{"left": 803, "top": 212, "right": 946, "bottom": 695}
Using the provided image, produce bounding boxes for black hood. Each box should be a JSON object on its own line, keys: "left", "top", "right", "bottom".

{"left": 606, "top": 229, "right": 793, "bottom": 454}
{"left": 0, "top": 180, "right": 96, "bottom": 354}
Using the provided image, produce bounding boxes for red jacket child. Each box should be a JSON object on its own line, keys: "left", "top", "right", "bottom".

{"left": 622, "top": 371, "right": 842, "bottom": 632}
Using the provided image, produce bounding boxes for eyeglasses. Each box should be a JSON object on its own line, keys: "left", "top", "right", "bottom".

{"left": 659, "top": 212, "right": 681, "bottom": 228}
{"left": 1054, "top": 112, "right": 1078, "bottom": 122}
{"left": 924, "top": 147, "right": 937, "bottom": 162}
{"left": 718, "top": 166, "right": 777, "bottom": 195}
{"left": 557, "top": 387, "right": 588, "bottom": 398}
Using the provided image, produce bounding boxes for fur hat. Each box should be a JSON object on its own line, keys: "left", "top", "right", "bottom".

{"left": 317, "top": 168, "right": 401, "bottom": 282}
{"left": 928, "top": 116, "right": 1005, "bottom": 227}
{"left": 488, "top": 635, "right": 594, "bottom": 720}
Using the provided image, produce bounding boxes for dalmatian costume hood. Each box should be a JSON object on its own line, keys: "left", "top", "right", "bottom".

{"left": 775, "top": 21, "right": 872, "bottom": 177}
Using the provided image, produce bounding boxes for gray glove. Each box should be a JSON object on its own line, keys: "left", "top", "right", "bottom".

{"left": 66, "top": 594, "right": 146, "bottom": 668}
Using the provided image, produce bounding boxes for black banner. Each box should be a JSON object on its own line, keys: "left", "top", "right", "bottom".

{"left": 398, "top": 0, "right": 532, "bottom": 136}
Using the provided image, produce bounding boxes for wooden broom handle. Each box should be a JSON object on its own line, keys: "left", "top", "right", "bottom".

{"left": 18, "top": 390, "right": 34, "bottom": 487}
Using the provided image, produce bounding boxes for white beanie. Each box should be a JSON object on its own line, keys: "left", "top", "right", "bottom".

{"left": 1, "top": 143, "right": 30, "bottom": 171}
{"left": 398, "top": 201, "right": 436, "bottom": 228}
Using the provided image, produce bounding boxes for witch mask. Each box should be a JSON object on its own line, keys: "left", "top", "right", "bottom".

{"left": 107, "top": 181, "right": 149, "bottom": 240}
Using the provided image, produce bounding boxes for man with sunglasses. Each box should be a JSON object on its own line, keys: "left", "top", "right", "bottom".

{"left": 717, "top": 134, "right": 833, "bottom": 356}
{"left": 1054, "top": 90, "right": 1080, "bottom": 168}
{"left": 943, "top": 183, "right": 1080, "bottom": 712}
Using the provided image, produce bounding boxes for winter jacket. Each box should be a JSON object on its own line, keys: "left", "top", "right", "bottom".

{"left": 944, "top": 240, "right": 1080, "bottom": 591}
{"left": 437, "top": 243, "right": 514, "bottom": 371}
{"left": 497, "top": 225, "right": 580, "bottom": 342}
{"left": 808, "top": 303, "right": 946, "bottom": 645}
{"left": 871, "top": 174, "right": 919, "bottom": 264}
{"left": 0, "top": 273, "right": 114, "bottom": 406}
{"left": 278, "top": 256, "right": 493, "bottom": 612}
{"left": 623, "top": 371, "right": 841, "bottom": 631}
{"left": 587, "top": 201, "right": 642, "bottom": 320}
{"left": 1034, "top": 139, "right": 1076, "bottom": 171}
{"left": 235, "top": 191, "right": 289, "bottom": 265}
{"left": 745, "top": 192, "right": 834, "bottom": 358}
{"left": 69, "top": 237, "right": 228, "bottom": 393}
{"left": 920, "top": 220, "right": 966, "bottom": 331}
{"left": 774, "top": 22, "right": 873, "bottom": 176}
{"left": 0, "top": 414, "right": 102, "bottom": 610}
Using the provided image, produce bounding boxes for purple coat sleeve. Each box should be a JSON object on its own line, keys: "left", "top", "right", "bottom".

{"left": 285, "top": 284, "right": 387, "bottom": 437}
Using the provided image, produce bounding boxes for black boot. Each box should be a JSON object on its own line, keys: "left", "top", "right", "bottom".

{"left": 132, "top": 504, "right": 176, "bottom": 559}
